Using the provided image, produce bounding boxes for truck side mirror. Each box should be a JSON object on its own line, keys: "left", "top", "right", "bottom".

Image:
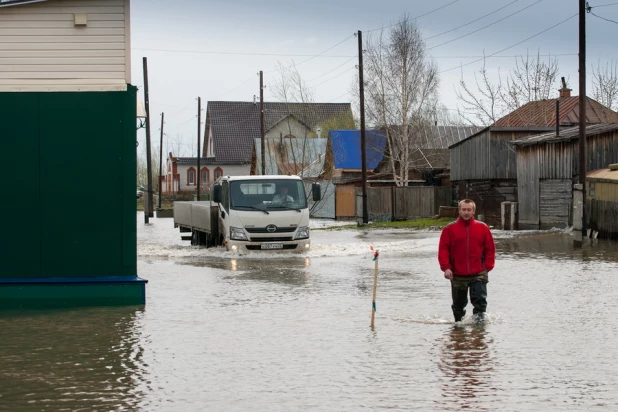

{"left": 213, "top": 184, "right": 222, "bottom": 203}
{"left": 312, "top": 182, "right": 321, "bottom": 201}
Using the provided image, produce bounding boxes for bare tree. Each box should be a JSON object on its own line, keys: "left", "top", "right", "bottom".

{"left": 455, "top": 59, "right": 505, "bottom": 126}
{"left": 271, "top": 61, "right": 315, "bottom": 105}
{"left": 362, "top": 14, "right": 439, "bottom": 186}
{"left": 456, "top": 51, "right": 560, "bottom": 126}
{"left": 592, "top": 60, "right": 618, "bottom": 111}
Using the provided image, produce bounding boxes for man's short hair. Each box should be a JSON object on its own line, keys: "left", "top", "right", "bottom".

{"left": 458, "top": 199, "right": 476, "bottom": 210}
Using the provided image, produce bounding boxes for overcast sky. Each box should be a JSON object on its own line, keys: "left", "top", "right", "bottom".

{"left": 130, "top": 0, "right": 618, "bottom": 156}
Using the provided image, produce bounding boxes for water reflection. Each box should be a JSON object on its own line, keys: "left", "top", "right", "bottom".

{"left": 0, "top": 307, "right": 146, "bottom": 411}
{"left": 436, "top": 325, "right": 495, "bottom": 410}
{"left": 497, "top": 232, "right": 618, "bottom": 263}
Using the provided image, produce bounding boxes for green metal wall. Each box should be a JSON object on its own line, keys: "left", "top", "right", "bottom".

{"left": 0, "top": 88, "right": 137, "bottom": 280}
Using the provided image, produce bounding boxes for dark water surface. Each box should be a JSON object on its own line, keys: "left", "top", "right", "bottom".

{"left": 2, "top": 215, "right": 618, "bottom": 411}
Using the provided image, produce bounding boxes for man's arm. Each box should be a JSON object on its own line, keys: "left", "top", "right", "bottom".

{"left": 438, "top": 227, "right": 452, "bottom": 272}
{"left": 484, "top": 227, "right": 496, "bottom": 271}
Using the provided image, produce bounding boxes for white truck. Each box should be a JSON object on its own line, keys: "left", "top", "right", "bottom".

{"left": 173, "top": 175, "right": 321, "bottom": 253}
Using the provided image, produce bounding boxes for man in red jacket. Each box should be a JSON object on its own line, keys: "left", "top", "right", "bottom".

{"left": 438, "top": 199, "right": 496, "bottom": 323}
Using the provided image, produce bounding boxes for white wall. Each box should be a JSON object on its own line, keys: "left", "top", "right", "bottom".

{"left": 0, "top": 0, "right": 130, "bottom": 91}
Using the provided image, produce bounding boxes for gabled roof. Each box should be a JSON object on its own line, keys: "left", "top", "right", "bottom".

{"left": 493, "top": 96, "right": 618, "bottom": 127}
{"left": 254, "top": 137, "right": 328, "bottom": 176}
{"left": 510, "top": 123, "right": 618, "bottom": 146}
{"left": 329, "top": 130, "right": 386, "bottom": 170}
{"left": 205, "top": 101, "right": 353, "bottom": 163}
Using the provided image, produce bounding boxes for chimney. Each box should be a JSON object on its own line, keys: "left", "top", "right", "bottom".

{"left": 559, "top": 77, "right": 571, "bottom": 98}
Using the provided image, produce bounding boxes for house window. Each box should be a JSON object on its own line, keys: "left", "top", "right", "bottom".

{"left": 215, "top": 167, "right": 223, "bottom": 180}
{"left": 201, "top": 168, "right": 210, "bottom": 185}
{"left": 187, "top": 168, "right": 196, "bottom": 185}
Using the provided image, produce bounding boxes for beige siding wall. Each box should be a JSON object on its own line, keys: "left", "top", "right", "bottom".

{"left": 266, "top": 118, "right": 311, "bottom": 139}
{"left": 0, "top": 0, "right": 130, "bottom": 91}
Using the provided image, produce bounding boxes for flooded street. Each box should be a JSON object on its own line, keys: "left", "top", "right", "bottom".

{"left": 2, "top": 213, "right": 618, "bottom": 411}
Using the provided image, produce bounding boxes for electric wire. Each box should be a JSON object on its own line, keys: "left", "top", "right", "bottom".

{"left": 364, "top": 0, "right": 461, "bottom": 33}
{"left": 439, "top": 12, "right": 578, "bottom": 74}
{"left": 428, "top": 0, "right": 544, "bottom": 50}
{"left": 426, "top": 0, "right": 520, "bottom": 40}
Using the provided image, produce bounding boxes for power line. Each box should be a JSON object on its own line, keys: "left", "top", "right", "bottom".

{"left": 365, "top": 0, "right": 462, "bottom": 33}
{"left": 308, "top": 55, "right": 357, "bottom": 82}
{"left": 328, "top": 91, "right": 351, "bottom": 103}
{"left": 439, "top": 12, "right": 578, "bottom": 74}
{"left": 210, "top": 75, "right": 255, "bottom": 100}
{"left": 312, "top": 65, "right": 358, "bottom": 87}
{"left": 426, "top": 0, "right": 520, "bottom": 40}
{"left": 132, "top": 47, "right": 354, "bottom": 58}
{"left": 432, "top": 53, "right": 577, "bottom": 58}
{"left": 590, "top": 10, "right": 618, "bottom": 24}
{"left": 428, "top": 0, "right": 544, "bottom": 50}
{"left": 268, "top": 34, "right": 356, "bottom": 73}
{"left": 591, "top": 2, "right": 618, "bottom": 7}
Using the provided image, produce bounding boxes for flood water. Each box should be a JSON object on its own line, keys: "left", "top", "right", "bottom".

{"left": 2, "top": 213, "right": 618, "bottom": 411}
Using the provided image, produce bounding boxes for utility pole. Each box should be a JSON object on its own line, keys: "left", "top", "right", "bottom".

{"left": 260, "top": 71, "right": 265, "bottom": 175}
{"left": 573, "top": 0, "right": 588, "bottom": 246}
{"left": 197, "top": 97, "right": 201, "bottom": 201}
{"left": 158, "top": 112, "right": 164, "bottom": 210}
{"left": 358, "top": 30, "right": 368, "bottom": 224}
{"left": 142, "top": 57, "right": 153, "bottom": 223}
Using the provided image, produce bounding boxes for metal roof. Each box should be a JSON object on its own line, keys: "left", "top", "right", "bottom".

{"left": 587, "top": 167, "right": 618, "bottom": 182}
{"left": 493, "top": 96, "right": 618, "bottom": 127}
{"left": 509, "top": 123, "right": 618, "bottom": 146}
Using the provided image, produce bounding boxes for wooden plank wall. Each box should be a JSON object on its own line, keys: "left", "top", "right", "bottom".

{"left": 367, "top": 187, "right": 391, "bottom": 220}
{"left": 539, "top": 179, "right": 572, "bottom": 229}
{"left": 451, "top": 130, "right": 520, "bottom": 180}
{"left": 587, "top": 199, "right": 618, "bottom": 240}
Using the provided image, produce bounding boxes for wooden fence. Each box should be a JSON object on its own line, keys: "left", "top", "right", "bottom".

{"left": 355, "top": 186, "right": 452, "bottom": 221}
{"left": 587, "top": 199, "right": 618, "bottom": 240}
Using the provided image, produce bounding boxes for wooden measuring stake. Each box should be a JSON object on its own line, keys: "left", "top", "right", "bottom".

{"left": 370, "top": 250, "right": 380, "bottom": 329}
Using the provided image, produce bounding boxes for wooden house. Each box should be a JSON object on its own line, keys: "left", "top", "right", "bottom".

{"left": 1, "top": 0, "right": 145, "bottom": 307}
{"left": 449, "top": 91, "right": 618, "bottom": 227}
{"left": 510, "top": 124, "right": 618, "bottom": 230}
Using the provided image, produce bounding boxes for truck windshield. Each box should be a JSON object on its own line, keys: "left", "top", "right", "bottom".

{"left": 230, "top": 179, "right": 308, "bottom": 211}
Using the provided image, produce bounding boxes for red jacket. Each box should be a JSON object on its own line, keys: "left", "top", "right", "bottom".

{"left": 438, "top": 217, "right": 495, "bottom": 276}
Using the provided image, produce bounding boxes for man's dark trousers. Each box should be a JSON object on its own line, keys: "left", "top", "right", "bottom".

{"left": 451, "top": 274, "right": 488, "bottom": 322}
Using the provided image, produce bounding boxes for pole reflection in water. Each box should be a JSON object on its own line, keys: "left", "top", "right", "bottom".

{"left": 0, "top": 307, "right": 147, "bottom": 411}
{"left": 436, "top": 324, "right": 496, "bottom": 410}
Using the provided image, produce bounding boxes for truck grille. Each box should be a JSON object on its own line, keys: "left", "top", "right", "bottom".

{"left": 246, "top": 244, "right": 298, "bottom": 250}
{"left": 249, "top": 236, "right": 294, "bottom": 242}
{"left": 245, "top": 227, "right": 296, "bottom": 233}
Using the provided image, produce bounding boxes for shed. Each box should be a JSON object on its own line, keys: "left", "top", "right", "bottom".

{"left": 510, "top": 123, "right": 618, "bottom": 230}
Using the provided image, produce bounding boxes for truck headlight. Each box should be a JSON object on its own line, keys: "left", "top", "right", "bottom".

{"left": 230, "top": 227, "right": 248, "bottom": 241}
{"left": 294, "top": 226, "right": 310, "bottom": 240}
